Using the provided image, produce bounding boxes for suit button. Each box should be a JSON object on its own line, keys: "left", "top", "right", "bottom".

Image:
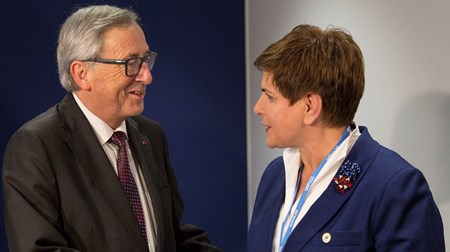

{"left": 322, "top": 232, "right": 332, "bottom": 244}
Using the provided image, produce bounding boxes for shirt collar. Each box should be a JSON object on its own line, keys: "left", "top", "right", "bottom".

{"left": 282, "top": 122, "right": 361, "bottom": 204}
{"left": 72, "top": 93, "right": 128, "bottom": 145}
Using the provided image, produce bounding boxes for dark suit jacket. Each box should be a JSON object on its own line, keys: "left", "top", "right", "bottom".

{"left": 248, "top": 126, "right": 445, "bottom": 252}
{"left": 3, "top": 94, "right": 220, "bottom": 252}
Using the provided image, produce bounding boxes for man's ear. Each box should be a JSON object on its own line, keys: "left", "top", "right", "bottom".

{"left": 70, "top": 60, "right": 91, "bottom": 91}
{"left": 303, "top": 93, "right": 323, "bottom": 125}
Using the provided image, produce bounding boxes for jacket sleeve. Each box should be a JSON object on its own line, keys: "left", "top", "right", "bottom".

{"left": 2, "top": 128, "right": 80, "bottom": 252}
{"left": 373, "top": 167, "right": 445, "bottom": 251}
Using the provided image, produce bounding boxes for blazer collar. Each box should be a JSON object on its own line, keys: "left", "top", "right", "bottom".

{"left": 283, "top": 126, "right": 381, "bottom": 251}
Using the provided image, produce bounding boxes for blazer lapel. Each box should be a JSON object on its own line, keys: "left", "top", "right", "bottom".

{"left": 249, "top": 157, "right": 286, "bottom": 251}
{"left": 59, "top": 94, "right": 147, "bottom": 248}
{"left": 283, "top": 127, "right": 380, "bottom": 251}
{"left": 263, "top": 181, "right": 285, "bottom": 250}
{"left": 126, "top": 119, "right": 165, "bottom": 192}
{"left": 126, "top": 119, "right": 167, "bottom": 251}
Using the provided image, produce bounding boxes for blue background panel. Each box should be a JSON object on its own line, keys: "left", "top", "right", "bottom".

{"left": 0, "top": 1, "right": 247, "bottom": 251}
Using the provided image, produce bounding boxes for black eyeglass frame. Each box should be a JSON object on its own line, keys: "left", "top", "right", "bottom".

{"left": 82, "top": 51, "right": 157, "bottom": 77}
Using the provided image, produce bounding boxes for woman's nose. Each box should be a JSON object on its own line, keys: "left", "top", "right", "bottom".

{"left": 253, "top": 95, "right": 264, "bottom": 115}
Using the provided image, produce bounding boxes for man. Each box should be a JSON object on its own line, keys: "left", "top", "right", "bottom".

{"left": 3, "top": 5, "right": 221, "bottom": 252}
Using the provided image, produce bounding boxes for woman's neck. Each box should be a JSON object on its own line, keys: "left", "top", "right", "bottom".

{"left": 299, "top": 126, "right": 348, "bottom": 173}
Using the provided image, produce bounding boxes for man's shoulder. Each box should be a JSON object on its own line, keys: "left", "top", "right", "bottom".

{"left": 16, "top": 105, "right": 60, "bottom": 136}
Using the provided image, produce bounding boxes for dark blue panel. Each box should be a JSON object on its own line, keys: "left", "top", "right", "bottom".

{"left": 0, "top": 0, "right": 246, "bottom": 251}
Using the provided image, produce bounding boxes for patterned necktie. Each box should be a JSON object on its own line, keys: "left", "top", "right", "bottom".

{"left": 109, "top": 131, "right": 147, "bottom": 242}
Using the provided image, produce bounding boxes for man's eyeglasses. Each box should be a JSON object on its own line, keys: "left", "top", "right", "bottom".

{"left": 82, "top": 51, "right": 157, "bottom": 77}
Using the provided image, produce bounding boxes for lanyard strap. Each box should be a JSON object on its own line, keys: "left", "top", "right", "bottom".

{"left": 279, "top": 126, "right": 350, "bottom": 251}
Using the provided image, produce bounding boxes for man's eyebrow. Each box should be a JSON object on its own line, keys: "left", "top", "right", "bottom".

{"left": 128, "top": 51, "right": 151, "bottom": 58}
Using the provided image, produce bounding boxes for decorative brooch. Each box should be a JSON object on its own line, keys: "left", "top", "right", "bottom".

{"left": 333, "top": 160, "right": 361, "bottom": 193}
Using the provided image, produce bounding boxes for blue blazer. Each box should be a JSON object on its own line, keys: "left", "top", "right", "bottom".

{"left": 248, "top": 126, "right": 445, "bottom": 252}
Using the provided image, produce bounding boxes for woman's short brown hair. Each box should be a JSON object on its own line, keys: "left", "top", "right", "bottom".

{"left": 254, "top": 24, "right": 365, "bottom": 127}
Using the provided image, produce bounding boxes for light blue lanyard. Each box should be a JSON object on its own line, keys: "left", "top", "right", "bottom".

{"left": 278, "top": 126, "right": 350, "bottom": 251}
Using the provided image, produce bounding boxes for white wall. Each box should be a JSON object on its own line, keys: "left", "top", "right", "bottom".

{"left": 246, "top": 0, "right": 450, "bottom": 244}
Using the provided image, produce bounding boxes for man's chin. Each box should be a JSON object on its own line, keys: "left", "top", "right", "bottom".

{"left": 126, "top": 108, "right": 144, "bottom": 118}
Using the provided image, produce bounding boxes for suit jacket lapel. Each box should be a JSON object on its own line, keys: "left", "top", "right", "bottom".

{"left": 59, "top": 94, "right": 147, "bottom": 248}
{"left": 262, "top": 181, "right": 285, "bottom": 250}
{"left": 283, "top": 127, "right": 380, "bottom": 251}
{"left": 126, "top": 119, "right": 167, "bottom": 250}
{"left": 249, "top": 157, "right": 286, "bottom": 251}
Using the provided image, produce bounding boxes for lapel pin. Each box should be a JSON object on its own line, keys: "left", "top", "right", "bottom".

{"left": 141, "top": 140, "right": 148, "bottom": 145}
{"left": 333, "top": 160, "right": 360, "bottom": 193}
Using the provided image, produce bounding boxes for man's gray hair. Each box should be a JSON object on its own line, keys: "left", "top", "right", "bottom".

{"left": 57, "top": 5, "right": 139, "bottom": 92}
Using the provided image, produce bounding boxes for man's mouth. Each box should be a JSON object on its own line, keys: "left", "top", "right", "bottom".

{"left": 129, "top": 91, "right": 144, "bottom": 96}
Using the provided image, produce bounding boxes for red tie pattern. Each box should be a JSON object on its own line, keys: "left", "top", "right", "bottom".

{"left": 109, "top": 131, "right": 147, "bottom": 242}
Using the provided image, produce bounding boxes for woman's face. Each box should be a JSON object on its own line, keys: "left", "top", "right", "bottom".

{"left": 253, "top": 71, "right": 308, "bottom": 148}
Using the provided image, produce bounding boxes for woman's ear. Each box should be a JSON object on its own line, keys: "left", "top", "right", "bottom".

{"left": 304, "top": 93, "right": 323, "bottom": 125}
{"left": 70, "top": 60, "right": 91, "bottom": 91}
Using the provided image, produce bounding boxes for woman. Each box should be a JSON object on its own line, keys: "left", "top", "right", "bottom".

{"left": 247, "top": 24, "right": 445, "bottom": 251}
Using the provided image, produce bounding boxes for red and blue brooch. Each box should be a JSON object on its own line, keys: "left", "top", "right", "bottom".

{"left": 333, "top": 160, "right": 360, "bottom": 193}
